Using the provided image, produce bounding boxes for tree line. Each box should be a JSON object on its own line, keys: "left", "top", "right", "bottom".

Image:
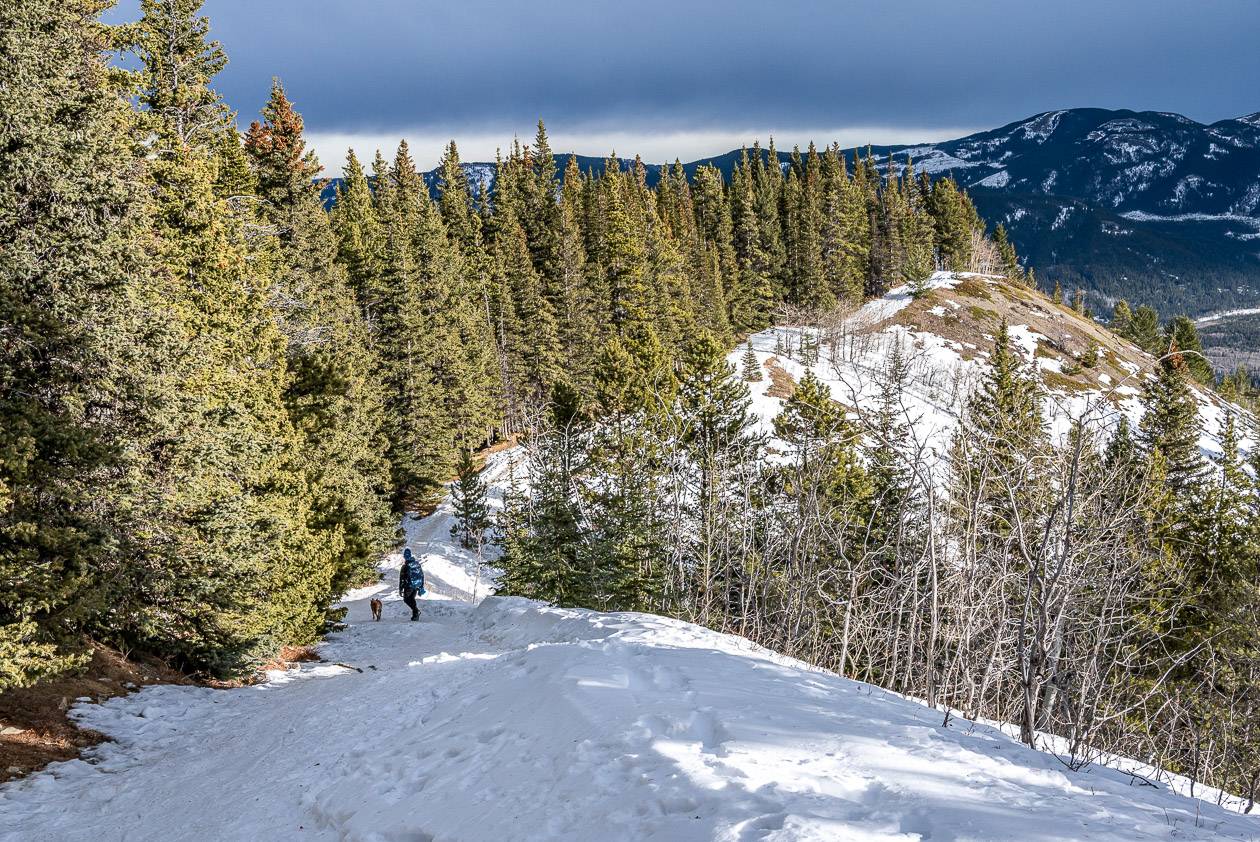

{"left": 1, "top": 0, "right": 1006, "bottom": 687}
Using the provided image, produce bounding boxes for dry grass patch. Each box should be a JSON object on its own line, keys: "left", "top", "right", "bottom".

{"left": 1043, "top": 371, "right": 1094, "bottom": 394}
{"left": 764, "top": 357, "right": 797, "bottom": 399}
{"left": 953, "top": 277, "right": 993, "bottom": 300}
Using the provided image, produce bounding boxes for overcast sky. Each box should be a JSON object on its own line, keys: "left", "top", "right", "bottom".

{"left": 109, "top": 0, "right": 1260, "bottom": 172}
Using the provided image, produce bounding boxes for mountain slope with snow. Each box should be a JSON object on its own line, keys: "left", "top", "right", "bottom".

{"left": 737, "top": 272, "right": 1253, "bottom": 470}
{"left": 3, "top": 439, "right": 1258, "bottom": 841}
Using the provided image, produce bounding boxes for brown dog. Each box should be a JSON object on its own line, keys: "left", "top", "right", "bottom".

{"left": 369, "top": 598, "right": 383, "bottom": 621}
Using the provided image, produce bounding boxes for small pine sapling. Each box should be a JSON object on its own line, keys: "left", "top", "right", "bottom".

{"left": 741, "top": 341, "right": 763, "bottom": 382}
{"left": 450, "top": 449, "right": 492, "bottom": 552}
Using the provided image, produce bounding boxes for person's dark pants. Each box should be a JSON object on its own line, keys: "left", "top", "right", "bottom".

{"left": 402, "top": 588, "right": 419, "bottom": 620}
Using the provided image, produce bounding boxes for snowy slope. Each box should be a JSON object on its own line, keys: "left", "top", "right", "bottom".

{"left": 4, "top": 451, "right": 1260, "bottom": 840}
{"left": 734, "top": 272, "right": 1255, "bottom": 468}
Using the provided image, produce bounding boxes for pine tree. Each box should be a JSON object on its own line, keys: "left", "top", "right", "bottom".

{"left": 729, "top": 156, "right": 776, "bottom": 328}
{"left": 1130, "top": 305, "right": 1162, "bottom": 353}
{"left": 951, "top": 321, "right": 1048, "bottom": 542}
{"left": 784, "top": 146, "right": 831, "bottom": 310}
{"left": 584, "top": 328, "right": 675, "bottom": 610}
{"left": 863, "top": 342, "right": 924, "bottom": 569}
{"left": 993, "top": 223, "right": 1022, "bottom": 283}
{"left": 928, "top": 177, "right": 980, "bottom": 272}
{"left": 244, "top": 81, "right": 395, "bottom": 600}
{"left": 1164, "top": 315, "right": 1214, "bottom": 384}
{"left": 450, "top": 450, "right": 492, "bottom": 551}
{"left": 497, "top": 383, "right": 590, "bottom": 604}
{"left": 1110, "top": 299, "right": 1134, "bottom": 339}
{"left": 741, "top": 341, "right": 763, "bottom": 382}
{"left": 330, "top": 149, "right": 386, "bottom": 319}
{"left": 555, "top": 156, "right": 600, "bottom": 389}
{"left": 0, "top": 0, "right": 152, "bottom": 687}
{"left": 674, "top": 331, "right": 763, "bottom": 621}
{"left": 1138, "top": 346, "right": 1206, "bottom": 498}
{"left": 125, "top": 0, "right": 323, "bottom": 672}
{"left": 373, "top": 141, "right": 442, "bottom": 504}
{"left": 774, "top": 370, "right": 872, "bottom": 568}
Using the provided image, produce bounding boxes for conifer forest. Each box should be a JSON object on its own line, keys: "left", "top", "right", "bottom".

{"left": 2, "top": 0, "right": 1259, "bottom": 814}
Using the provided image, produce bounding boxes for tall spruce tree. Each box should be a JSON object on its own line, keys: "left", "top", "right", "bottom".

{"left": 243, "top": 81, "right": 395, "bottom": 600}
{"left": 0, "top": 0, "right": 152, "bottom": 687}
{"left": 951, "top": 321, "right": 1048, "bottom": 542}
{"left": 126, "top": 0, "right": 323, "bottom": 672}
{"left": 331, "top": 148, "right": 386, "bottom": 320}
{"left": 450, "top": 449, "right": 492, "bottom": 552}
{"left": 1138, "top": 347, "right": 1206, "bottom": 498}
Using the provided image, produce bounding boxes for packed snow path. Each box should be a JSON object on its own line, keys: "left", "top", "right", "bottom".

{"left": 4, "top": 458, "right": 1259, "bottom": 840}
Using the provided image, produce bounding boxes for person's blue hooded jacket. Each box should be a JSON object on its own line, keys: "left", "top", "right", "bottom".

{"left": 399, "top": 548, "right": 425, "bottom": 594}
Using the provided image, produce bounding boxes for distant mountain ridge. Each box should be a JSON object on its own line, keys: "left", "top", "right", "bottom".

{"left": 321, "top": 107, "right": 1260, "bottom": 358}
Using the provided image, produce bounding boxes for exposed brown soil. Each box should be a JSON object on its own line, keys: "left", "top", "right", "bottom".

{"left": 0, "top": 642, "right": 193, "bottom": 783}
{"left": 764, "top": 357, "right": 798, "bottom": 399}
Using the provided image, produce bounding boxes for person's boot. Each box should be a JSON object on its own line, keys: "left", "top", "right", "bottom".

{"left": 410, "top": 608, "right": 419, "bottom": 621}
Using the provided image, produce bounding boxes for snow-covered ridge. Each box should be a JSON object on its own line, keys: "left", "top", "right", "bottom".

{"left": 733, "top": 272, "right": 1253, "bottom": 466}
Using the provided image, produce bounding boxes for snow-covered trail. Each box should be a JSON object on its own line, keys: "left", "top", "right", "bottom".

{"left": 3, "top": 450, "right": 1259, "bottom": 840}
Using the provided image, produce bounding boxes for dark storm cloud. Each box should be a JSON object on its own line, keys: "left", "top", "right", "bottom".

{"left": 111, "top": 0, "right": 1259, "bottom": 147}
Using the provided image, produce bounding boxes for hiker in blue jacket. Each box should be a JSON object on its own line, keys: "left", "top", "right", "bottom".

{"left": 398, "top": 548, "right": 426, "bottom": 621}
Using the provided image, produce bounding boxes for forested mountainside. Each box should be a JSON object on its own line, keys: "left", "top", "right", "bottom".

{"left": 329, "top": 107, "right": 1260, "bottom": 365}
{"left": 3, "top": 0, "right": 1259, "bottom": 818}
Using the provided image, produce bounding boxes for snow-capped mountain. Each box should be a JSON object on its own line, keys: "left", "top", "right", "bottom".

{"left": 892, "top": 108, "right": 1260, "bottom": 217}
{"left": 877, "top": 109, "right": 1260, "bottom": 323}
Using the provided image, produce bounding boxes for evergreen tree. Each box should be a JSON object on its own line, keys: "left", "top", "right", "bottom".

{"left": 1138, "top": 346, "right": 1206, "bottom": 498}
{"left": 928, "top": 177, "right": 979, "bottom": 272}
{"left": 951, "top": 321, "right": 1048, "bottom": 542}
{"left": 584, "top": 328, "right": 675, "bottom": 610}
{"left": 125, "top": 0, "right": 324, "bottom": 672}
{"left": 330, "top": 149, "right": 386, "bottom": 320}
{"left": 1130, "top": 305, "right": 1162, "bottom": 353}
{"left": 784, "top": 147, "right": 831, "bottom": 310}
{"left": 498, "top": 383, "right": 590, "bottom": 604}
{"left": 1110, "top": 299, "right": 1134, "bottom": 339}
{"left": 993, "top": 223, "right": 1022, "bottom": 283}
{"left": 555, "top": 156, "right": 600, "bottom": 390}
{"left": 729, "top": 156, "right": 776, "bottom": 327}
{"left": 450, "top": 450, "right": 492, "bottom": 551}
{"left": 741, "top": 341, "right": 763, "bottom": 382}
{"left": 1164, "top": 315, "right": 1214, "bottom": 383}
{"left": 863, "top": 343, "right": 925, "bottom": 569}
{"left": 243, "top": 80, "right": 395, "bottom": 600}
{"left": 674, "top": 331, "right": 763, "bottom": 621}
{"left": 0, "top": 0, "right": 151, "bottom": 687}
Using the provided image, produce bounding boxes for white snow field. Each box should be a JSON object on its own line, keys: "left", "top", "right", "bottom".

{"left": 4, "top": 448, "right": 1259, "bottom": 841}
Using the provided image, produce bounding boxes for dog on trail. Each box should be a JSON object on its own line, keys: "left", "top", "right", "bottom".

{"left": 369, "top": 598, "right": 383, "bottom": 622}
